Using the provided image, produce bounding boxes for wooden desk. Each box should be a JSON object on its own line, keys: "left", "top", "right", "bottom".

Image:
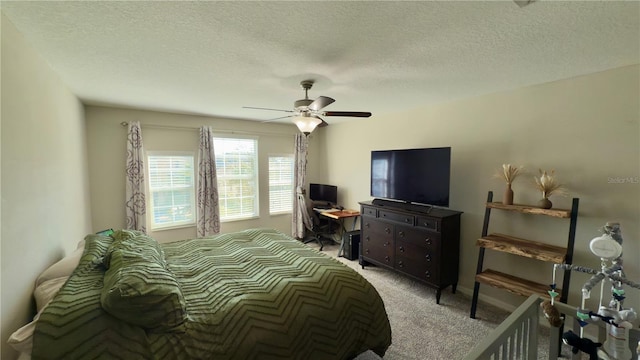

{"left": 319, "top": 210, "right": 360, "bottom": 257}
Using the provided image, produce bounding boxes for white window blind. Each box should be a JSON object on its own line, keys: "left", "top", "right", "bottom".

{"left": 147, "top": 154, "right": 195, "bottom": 230}
{"left": 214, "top": 138, "right": 258, "bottom": 221}
{"left": 268, "top": 155, "right": 294, "bottom": 214}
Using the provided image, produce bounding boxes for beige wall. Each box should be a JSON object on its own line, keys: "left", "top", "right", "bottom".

{"left": 1, "top": 15, "right": 92, "bottom": 359}
{"left": 84, "top": 106, "right": 318, "bottom": 243}
{"left": 320, "top": 64, "right": 640, "bottom": 311}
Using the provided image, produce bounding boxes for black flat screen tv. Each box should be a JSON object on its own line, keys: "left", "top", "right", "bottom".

{"left": 370, "top": 147, "right": 451, "bottom": 207}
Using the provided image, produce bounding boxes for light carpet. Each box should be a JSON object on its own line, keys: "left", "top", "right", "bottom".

{"left": 306, "top": 241, "right": 561, "bottom": 359}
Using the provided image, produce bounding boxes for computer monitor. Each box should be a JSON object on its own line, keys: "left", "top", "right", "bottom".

{"left": 309, "top": 183, "right": 338, "bottom": 205}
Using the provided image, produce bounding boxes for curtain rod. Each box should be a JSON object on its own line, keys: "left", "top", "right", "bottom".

{"left": 120, "top": 121, "right": 296, "bottom": 138}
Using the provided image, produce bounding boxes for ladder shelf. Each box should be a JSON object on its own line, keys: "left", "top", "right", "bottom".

{"left": 470, "top": 191, "right": 579, "bottom": 319}
{"left": 475, "top": 269, "right": 561, "bottom": 298}
{"left": 477, "top": 233, "right": 567, "bottom": 263}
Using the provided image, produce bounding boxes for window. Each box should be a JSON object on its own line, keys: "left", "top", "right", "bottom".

{"left": 147, "top": 153, "right": 195, "bottom": 230}
{"left": 268, "top": 155, "right": 294, "bottom": 214}
{"left": 214, "top": 137, "right": 258, "bottom": 221}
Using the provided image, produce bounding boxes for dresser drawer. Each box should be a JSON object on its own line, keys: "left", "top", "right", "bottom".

{"left": 361, "top": 205, "right": 377, "bottom": 217}
{"left": 361, "top": 238, "right": 393, "bottom": 264}
{"left": 361, "top": 233, "right": 394, "bottom": 265}
{"left": 395, "top": 225, "right": 440, "bottom": 250}
{"left": 379, "top": 209, "right": 414, "bottom": 225}
{"left": 362, "top": 216, "right": 393, "bottom": 240}
{"left": 416, "top": 215, "right": 440, "bottom": 233}
{"left": 395, "top": 240, "right": 440, "bottom": 284}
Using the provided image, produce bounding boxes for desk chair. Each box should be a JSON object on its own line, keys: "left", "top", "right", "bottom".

{"left": 297, "top": 188, "right": 332, "bottom": 251}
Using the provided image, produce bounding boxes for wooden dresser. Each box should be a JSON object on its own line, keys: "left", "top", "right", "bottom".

{"left": 359, "top": 200, "right": 462, "bottom": 304}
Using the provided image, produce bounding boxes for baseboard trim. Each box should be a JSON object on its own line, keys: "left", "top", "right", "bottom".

{"left": 456, "top": 285, "right": 558, "bottom": 331}
{"left": 456, "top": 285, "right": 518, "bottom": 314}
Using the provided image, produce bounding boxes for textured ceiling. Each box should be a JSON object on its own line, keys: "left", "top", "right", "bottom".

{"left": 2, "top": 1, "right": 639, "bottom": 125}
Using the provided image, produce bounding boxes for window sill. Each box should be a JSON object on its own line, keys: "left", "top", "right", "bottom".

{"left": 151, "top": 223, "right": 196, "bottom": 232}
{"left": 221, "top": 215, "right": 260, "bottom": 223}
{"left": 269, "top": 211, "right": 292, "bottom": 216}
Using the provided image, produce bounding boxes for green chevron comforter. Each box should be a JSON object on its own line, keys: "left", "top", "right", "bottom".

{"left": 32, "top": 228, "right": 391, "bottom": 359}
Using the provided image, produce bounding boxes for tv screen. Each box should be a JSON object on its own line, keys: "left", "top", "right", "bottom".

{"left": 309, "top": 183, "right": 338, "bottom": 205}
{"left": 370, "top": 147, "right": 451, "bottom": 207}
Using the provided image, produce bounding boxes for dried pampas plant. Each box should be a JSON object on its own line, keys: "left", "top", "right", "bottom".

{"left": 534, "top": 169, "right": 567, "bottom": 198}
{"left": 494, "top": 164, "right": 524, "bottom": 185}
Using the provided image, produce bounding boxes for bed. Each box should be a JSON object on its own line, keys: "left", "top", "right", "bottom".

{"left": 11, "top": 228, "right": 392, "bottom": 359}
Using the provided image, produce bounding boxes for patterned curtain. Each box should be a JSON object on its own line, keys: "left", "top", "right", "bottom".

{"left": 291, "top": 133, "right": 308, "bottom": 239}
{"left": 197, "top": 126, "right": 220, "bottom": 238}
{"left": 125, "top": 121, "right": 146, "bottom": 232}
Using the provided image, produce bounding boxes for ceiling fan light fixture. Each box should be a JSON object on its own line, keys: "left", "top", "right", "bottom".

{"left": 245, "top": 79, "right": 371, "bottom": 130}
{"left": 293, "top": 115, "right": 322, "bottom": 135}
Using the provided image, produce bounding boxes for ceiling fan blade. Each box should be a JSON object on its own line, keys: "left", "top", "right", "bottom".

{"left": 308, "top": 96, "right": 335, "bottom": 111}
{"left": 323, "top": 111, "right": 372, "bottom": 118}
{"left": 243, "top": 106, "right": 294, "bottom": 113}
{"left": 261, "top": 115, "right": 294, "bottom": 123}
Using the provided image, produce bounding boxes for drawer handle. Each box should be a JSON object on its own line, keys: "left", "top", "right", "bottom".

{"left": 385, "top": 227, "right": 391, "bottom": 234}
{"left": 425, "top": 237, "right": 432, "bottom": 245}
{"left": 399, "top": 246, "right": 404, "bottom": 253}
{"left": 423, "top": 222, "right": 430, "bottom": 227}
{"left": 398, "top": 231, "right": 404, "bottom": 237}
{"left": 365, "top": 222, "right": 370, "bottom": 228}
{"left": 365, "top": 236, "right": 370, "bottom": 242}
{"left": 365, "top": 249, "right": 370, "bottom": 254}
{"left": 384, "top": 256, "right": 390, "bottom": 262}
{"left": 383, "top": 242, "right": 389, "bottom": 247}
{"left": 425, "top": 271, "right": 431, "bottom": 278}
{"left": 425, "top": 254, "right": 431, "bottom": 262}
{"left": 405, "top": 218, "right": 411, "bottom": 223}
{"left": 398, "top": 261, "right": 403, "bottom": 268}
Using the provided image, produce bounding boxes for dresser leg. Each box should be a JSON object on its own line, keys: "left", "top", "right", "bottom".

{"left": 436, "top": 289, "right": 442, "bottom": 304}
{"left": 451, "top": 283, "right": 457, "bottom": 294}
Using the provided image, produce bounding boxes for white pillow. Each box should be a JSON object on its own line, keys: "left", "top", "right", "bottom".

{"left": 7, "top": 299, "right": 49, "bottom": 354}
{"left": 7, "top": 240, "right": 85, "bottom": 354}
{"left": 7, "top": 317, "right": 37, "bottom": 353}
{"left": 9, "top": 240, "right": 86, "bottom": 354}
{"left": 34, "top": 276, "right": 68, "bottom": 312}
{"left": 9, "top": 275, "right": 69, "bottom": 353}
{"left": 35, "top": 246, "right": 83, "bottom": 287}
{"left": 7, "top": 311, "right": 39, "bottom": 354}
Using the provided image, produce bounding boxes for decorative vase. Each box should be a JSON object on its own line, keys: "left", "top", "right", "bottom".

{"left": 503, "top": 184, "right": 514, "bottom": 205}
{"left": 538, "top": 197, "right": 552, "bottom": 209}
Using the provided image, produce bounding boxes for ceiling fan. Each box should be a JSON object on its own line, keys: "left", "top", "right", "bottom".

{"left": 243, "top": 80, "right": 372, "bottom": 135}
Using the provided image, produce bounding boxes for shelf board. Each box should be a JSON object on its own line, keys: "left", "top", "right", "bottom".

{"left": 477, "top": 233, "right": 567, "bottom": 263}
{"left": 486, "top": 202, "right": 571, "bottom": 218}
{"left": 476, "top": 269, "right": 557, "bottom": 298}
